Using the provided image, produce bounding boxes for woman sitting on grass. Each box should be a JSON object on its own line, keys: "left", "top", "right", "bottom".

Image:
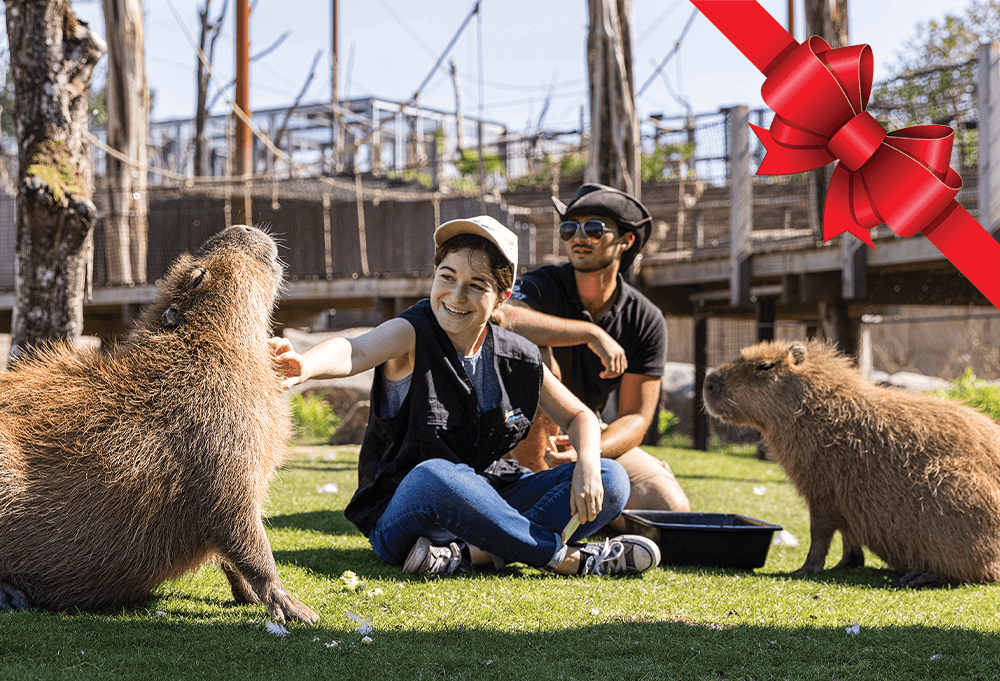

{"left": 270, "top": 216, "right": 659, "bottom": 577}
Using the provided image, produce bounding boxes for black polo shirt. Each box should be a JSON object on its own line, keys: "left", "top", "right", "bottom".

{"left": 511, "top": 263, "right": 667, "bottom": 412}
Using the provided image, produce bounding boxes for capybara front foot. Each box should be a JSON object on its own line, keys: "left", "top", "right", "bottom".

{"left": 790, "top": 560, "right": 826, "bottom": 577}
{"left": 899, "top": 571, "right": 944, "bottom": 588}
{"left": 264, "top": 587, "right": 318, "bottom": 625}
{"left": 0, "top": 584, "right": 30, "bottom": 611}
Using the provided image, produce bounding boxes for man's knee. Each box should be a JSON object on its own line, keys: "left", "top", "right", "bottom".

{"left": 618, "top": 448, "right": 690, "bottom": 513}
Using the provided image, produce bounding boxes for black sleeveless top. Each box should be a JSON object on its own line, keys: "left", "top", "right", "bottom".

{"left": 344, "top": 299, "right": 543, "bottom": 536}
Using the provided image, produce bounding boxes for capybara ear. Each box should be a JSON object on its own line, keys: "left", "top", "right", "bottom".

{"left": 190, "top": 267, "right": 209, "bottom": 289}
{"left": 161, "top": 306, "right": 184, "bottom": 329}
{"left": 789, "top": 342, "right": 807, "bottom": 365}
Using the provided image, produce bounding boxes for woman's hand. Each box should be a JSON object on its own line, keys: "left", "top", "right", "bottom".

{"left": 268, "top": 337, "right": 306, "bottom": 390}
{"left": 569, "top": 454, "right": 604, "bottom": 525}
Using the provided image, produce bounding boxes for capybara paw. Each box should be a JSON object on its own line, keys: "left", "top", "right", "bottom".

{"left": 266, "top": 592, "right": 319, "bottom": 625}
{"left": 0, "top": 585, "right": 31, "bottom": 611}
{"left": 899, "top": 571, "right": 944, "bottom": 588}
{"left": 790, "top": 563, "right": 825, "bottom": 576}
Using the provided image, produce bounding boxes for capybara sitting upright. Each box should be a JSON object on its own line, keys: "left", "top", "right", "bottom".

{"left": 704, "top": 339, "right": 1000, "bottom": 586}
{"left": 0, "top": 225, "right": 317, "bottom": 623}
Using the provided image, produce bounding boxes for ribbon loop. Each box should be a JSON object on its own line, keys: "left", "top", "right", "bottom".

{"left": 828, "top": 112, "right": 887, "bottom": 171}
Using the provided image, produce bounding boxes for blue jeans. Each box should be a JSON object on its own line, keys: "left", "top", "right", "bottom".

{"left": 368, "top": 458, "right": 630, "bottom": 569}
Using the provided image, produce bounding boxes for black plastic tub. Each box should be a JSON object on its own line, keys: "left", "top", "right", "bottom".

{"left": 618, "top": 510, "right": 783, "bottom": 570}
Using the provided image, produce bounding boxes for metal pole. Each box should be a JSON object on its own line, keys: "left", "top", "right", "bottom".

{"left": 234, "top": 0, "right": 252, "bottom": 221}
{"left": 331, "top": 0, "right": 341, "bottom": 172}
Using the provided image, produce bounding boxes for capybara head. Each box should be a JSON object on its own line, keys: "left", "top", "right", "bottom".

{"left": 137, "top": 224, "right": 283, "bottom": 342}
{"left": 703, "top": 339, "right": 859, "bottom": 432}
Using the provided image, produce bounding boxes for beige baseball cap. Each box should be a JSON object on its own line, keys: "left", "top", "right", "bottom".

{"left": 433, "top": 215, "right": 518, "bottom": 272}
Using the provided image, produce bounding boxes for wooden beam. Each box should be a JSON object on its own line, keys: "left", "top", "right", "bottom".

{"left": 728, "top": 106, "right": 753, "bottom": 307}
{"left": 979, "top": 42, "right": 1000, "bottom": 240}
{"left": 692, "top": 312, "right": 709, "bottom": 451}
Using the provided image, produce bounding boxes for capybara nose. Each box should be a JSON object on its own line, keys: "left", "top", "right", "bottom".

{"left": 704, "top": 371, "right": 719, "bottom": 394}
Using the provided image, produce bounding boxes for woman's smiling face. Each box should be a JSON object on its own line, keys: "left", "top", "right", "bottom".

{"left": 430, "top": 247, "right": 505, "bottom": 353}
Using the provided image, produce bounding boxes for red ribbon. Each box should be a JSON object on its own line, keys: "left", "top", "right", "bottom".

{"left": 691, "top": 0, "right": 1000, "bottom": 309}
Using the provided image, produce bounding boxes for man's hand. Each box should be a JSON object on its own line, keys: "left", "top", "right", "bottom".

{"left": 268, "top": 337, "right": 306, "bottom": 390}
{"left": 587, "top": 328, "right": 627, "bottom": 379}
{"left": 544, "top": 434, "right": 578, "bottom": 467}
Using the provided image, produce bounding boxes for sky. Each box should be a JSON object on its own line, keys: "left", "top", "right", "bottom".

{"left": 70, "top": 0, "right": 975, "bottom": 132}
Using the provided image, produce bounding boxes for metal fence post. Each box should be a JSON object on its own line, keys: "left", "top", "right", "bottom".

{"left": 728, "top": 106, "right": 752, "bottom": 307}
{"left": 978, "top": 42, "right": 1000, "bottom": 240}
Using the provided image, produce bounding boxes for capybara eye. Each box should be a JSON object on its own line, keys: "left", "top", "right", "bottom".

{"left": 191, "top": 268, "right": 207, "bottom": 289}
{"left": 756, "top": 362, "right": 775, "bottom": 372}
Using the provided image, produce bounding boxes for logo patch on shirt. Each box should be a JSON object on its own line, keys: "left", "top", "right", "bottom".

{"left": 504, "top": 408, "right": 524, "bottom": 424}
{"left": 510, "top": 284, "right": 527, "bottom": 301}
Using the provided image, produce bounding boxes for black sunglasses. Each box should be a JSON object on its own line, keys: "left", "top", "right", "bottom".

{"left": 559, "top": 219, "right": 615, "bottom": 241}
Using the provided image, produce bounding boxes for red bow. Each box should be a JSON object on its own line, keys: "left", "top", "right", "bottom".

{"left": 749, "top": 37, "right": 961, "bottom": 249}
{"left": 691, "top": 0, "right": 998, "bottom": 309}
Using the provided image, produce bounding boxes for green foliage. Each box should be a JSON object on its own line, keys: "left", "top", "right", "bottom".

{"left": 89, "top": 89, "right": 108, "bottom": 128}
{"left": 289, "top": 393, "right": 342, "bottom": 444}
{"left": 640, "top": 140, "right": 697, "bottom": 182}
{"left": 386, "top": 169, "right": 435, "bottom": 188}
{"left": 1, "top": 64, "right": 14, "bottom": 137}
{"left": 454, "top": 147, "right": 505, "bottom": 178}
{"left": 657, "top": 409, "right": 680, "bottom": 444}
{"left": 869, "top": 1, "right": 1000, "bottom": 135}
{"left": 932, "top": 367, "right": 1000, "bottom": 422}
{"left": 507, "top": 151, "right": 588, "bottom": 191}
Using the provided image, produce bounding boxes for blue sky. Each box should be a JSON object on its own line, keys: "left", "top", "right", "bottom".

{"left": 75, "top": 0, "right": 973, "bottom": 130}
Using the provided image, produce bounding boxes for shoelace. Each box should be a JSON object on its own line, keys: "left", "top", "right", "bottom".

{"left": 584, "top": 539, "right": 625, "bottom": 575}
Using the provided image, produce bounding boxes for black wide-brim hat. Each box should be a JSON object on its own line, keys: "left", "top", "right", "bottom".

{"left": 551, "top": 183, "right": 652, "bottom": 271}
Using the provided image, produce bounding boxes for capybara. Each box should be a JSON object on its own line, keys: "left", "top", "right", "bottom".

{"left": 704, "top": 339, "right": 1000, "bottom": 586}
{"left": 0, "top": 225, "right": 318, "bottom": 623}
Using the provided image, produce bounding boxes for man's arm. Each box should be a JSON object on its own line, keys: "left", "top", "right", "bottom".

{"left": 500, "top": 300, "right": 627, "bottom": 379}
{"left": 598, "top": 373, "right": 661, "bottom": 458}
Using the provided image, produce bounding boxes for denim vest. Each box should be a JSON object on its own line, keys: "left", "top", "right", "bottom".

{"left": 344, "top": 299, "right": 542, "bottom": 536}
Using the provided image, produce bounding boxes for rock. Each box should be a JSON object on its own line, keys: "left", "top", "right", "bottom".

{"left": 329, "top": 400, "right": 371, "bottom": 445}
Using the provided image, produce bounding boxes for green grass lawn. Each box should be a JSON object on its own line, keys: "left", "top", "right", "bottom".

{"left": 3, "top": 444, "right": 999, "bottom": 680}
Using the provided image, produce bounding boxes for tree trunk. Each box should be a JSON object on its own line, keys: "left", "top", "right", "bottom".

{"left": 102, "top": 0, "right": 149, "bottom": 285}
{"left": 586, "top": 0, "right": 638, "bottom": 195}
{"left": 804, "top": 0, "right": 849, "bottom": 218}
{"left": 5, "top": 0, "right": 106, "bottom": 357}
{"left": 804, "top": 0, "right": 849, "bottom": 48}
{"left": 194, "top": 0, "right": 227, "bottom": 177}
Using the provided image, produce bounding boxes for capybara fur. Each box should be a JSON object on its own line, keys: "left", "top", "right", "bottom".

{"left": 704, "top": 339, "right": 1000, "bottom": 586}
{"left": 0, "top": 225, "right": 317, "bottom": 623}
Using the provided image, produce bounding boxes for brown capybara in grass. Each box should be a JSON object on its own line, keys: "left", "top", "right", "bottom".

{"left": 0, "top": 225, "right": 318, "bottom": 623}
{"left": 704, "top": 339, "right": 1000, "bottom": 587}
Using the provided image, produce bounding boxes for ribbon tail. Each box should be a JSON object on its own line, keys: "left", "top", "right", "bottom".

{"left": 690, "top": 1, "right": 798, "bottom": 76}
{"left": 751, "top": 123, "right": 835, "bottom": 175}
{"left": 922, "top": 201, "right": 1000, "bottom": 310}
{"left": 822, "top": 165, "right": 876, "bottom": 249}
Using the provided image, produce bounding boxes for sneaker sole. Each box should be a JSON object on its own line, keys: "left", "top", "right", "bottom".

{"left": 402, "top": 537, "right": 431, "bottom": 574}
{"left": 622, "top": 534, "right": 661, "bottom": 573}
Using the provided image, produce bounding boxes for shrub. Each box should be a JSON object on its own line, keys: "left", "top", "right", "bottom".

{"left": 289, "top": 393, "right": 342, "bottom": 444}
{"left": 657, "top": 409, "right": 680, "bottom": 445}
{"left": 933, "top": 368, "right": 1000, "bottom": 422}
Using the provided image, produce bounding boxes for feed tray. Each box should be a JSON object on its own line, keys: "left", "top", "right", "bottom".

{"left": 618, "top": 510, "right": 782, "bottom": 570}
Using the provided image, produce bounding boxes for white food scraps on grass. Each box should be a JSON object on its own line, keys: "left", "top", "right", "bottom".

{"left": 346, "top": 611, "right": 374, "bottom": 635}
{"left": 265, "top": 621, "right": 290, "bottom": 637}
